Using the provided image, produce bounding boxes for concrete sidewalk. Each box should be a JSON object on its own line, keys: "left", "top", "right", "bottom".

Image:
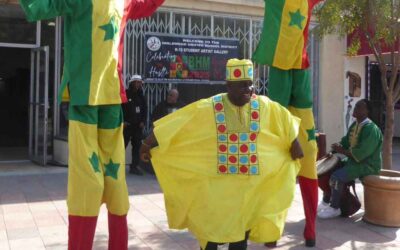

{"left": 0, "top": 159, "right": 400, "bottom": 249}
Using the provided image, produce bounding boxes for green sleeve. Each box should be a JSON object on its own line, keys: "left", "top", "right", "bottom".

{"left": 19, "top": 0, "right": 86, "bottom": 21}
{"left": 350, "top": 124, "right": 382, "bottom": 162}
{"left": 340, "top": 134, "right": 350, "bottom": 150}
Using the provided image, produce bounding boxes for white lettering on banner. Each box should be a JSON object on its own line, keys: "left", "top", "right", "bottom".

{"left": 213, "top": 50, "right": 229, "bottom": 54}
{"left": 200, "top": 49, "right": 213, "bottom": 53}
{"left": 148, "top": 66, "right": 169, "bottom": 78}
{"left": 146, "top": 51, "right": 175, "bottom": 63}
{"left": 183, "top": 48, "right": 201, "bottom": 53}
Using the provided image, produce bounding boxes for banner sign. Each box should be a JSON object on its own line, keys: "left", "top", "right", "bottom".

{"left": 144, "top": 33, "right": 239, "bottom": 84}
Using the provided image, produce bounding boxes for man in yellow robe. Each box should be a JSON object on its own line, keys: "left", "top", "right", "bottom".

{"left": 140, "top": 59, "right": 303, "bottom": 249}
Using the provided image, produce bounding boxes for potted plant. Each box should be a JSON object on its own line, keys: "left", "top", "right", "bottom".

{"left": 315, "top": 0, "right": 400, "bottom": 226}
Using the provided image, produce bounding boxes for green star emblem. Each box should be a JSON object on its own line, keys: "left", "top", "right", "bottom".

{"left": 289, "top": 9, "right": 306, "bottom": 30}
{"left": 105, "top": 159, "right": 120, "bottom": 180}
{"left": 99, "top": 17, "right": 118, "bottom": 41}
{"left": 89, "top": 152, "right": 101, "bottom": 173}
{"left": 307, "top": 127, "right": 316, "bottom": 141}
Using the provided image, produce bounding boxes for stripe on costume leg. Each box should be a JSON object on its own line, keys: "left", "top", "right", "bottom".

{"left": 68, "top": 215, "right": 98, "bottom": 250}
{"left": 98, "top": 105, "right": 129, "bottom": 216}
{"left": 289, "top": 106, "right": 317, "bottom": 179}
{"left": 299, "top": 177, "right": 318, "bottom": 240}
{"left": 291, "top": 69, "right": 313, "bottom": 109}
{"left": 68, "top": 119, "right": 104, "bottom": 216}
{"left": 268, "top": 67, "right": 293, "bottom": 107}
{"left": 108, "top": 212, "right": 128, "bottom": 250}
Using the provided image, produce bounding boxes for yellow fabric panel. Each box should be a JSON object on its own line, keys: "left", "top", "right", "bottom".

{"left": 61, "top": 85, "right": 70, "bottom": 102}
{"left": 98, "top": 125, "right": 129, "bottom": 216}
{"left": 288, "top": 106, "right": 317, "bottom": 179}
{"left": 273, "top": 0, "right": 308, "bottom": 69}
{"left": 151, "top": 95, "right": 301, "bottom": 247}
{"left": 67, "top": 121, "right": 129, "bottom": 216}
{"left": 67, "top": 121, "right": 104, "bottom": 216}
{"left": 89, "top": 0, "right": 124, "bottom": 105}
{"left": 349, "top": 122, "right": 361, "bottom": 148}
{"left": 223, "top": 97, "right": 250, "bottom": 132}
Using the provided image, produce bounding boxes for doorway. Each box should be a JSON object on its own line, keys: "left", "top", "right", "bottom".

{"left": 0, "top": 47, "right": 30, "bottom": 161}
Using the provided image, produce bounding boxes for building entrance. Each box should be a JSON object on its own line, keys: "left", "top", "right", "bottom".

{"left": 0, "top": 47, "right": 30, "bottom": 161}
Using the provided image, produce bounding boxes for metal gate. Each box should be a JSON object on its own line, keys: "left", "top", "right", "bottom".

{"left": 124, "top": 9, "right": 320, "bottom": 130}
{"left": 29, "top": 46, "right": 50, "bottom": 165}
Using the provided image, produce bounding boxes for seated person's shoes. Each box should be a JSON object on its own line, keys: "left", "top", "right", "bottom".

{"left": 318, "top": 206, "right": 341, "bottom": 219}
{"left": 305, "top": 239, "right": 316, "bottom": 247}
{"left": 129, "top": 166, "right": 143, "bottom": 175}
{"left": 317, "top": 201, "right": 330, "bottom": 213}
{"left": 264, "top": 241, "right": 277, "bottom": 248}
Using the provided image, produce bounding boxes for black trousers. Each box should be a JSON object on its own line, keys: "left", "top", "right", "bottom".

{"left": 123, "top": 124, "right": 143, "bottom": 167}
{"left": 203, "top": 231, "right": 250, "bottom": 250}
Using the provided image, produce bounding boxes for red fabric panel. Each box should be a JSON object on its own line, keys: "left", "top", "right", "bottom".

{"left": 117, "top": 0, "right": 165, "bottom": 103}
{"left": 68, "top": 215, "right": 98, "bottom": 250}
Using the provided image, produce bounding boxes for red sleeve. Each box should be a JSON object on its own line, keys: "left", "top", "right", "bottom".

{"left": 126, "top": 0, "right": 165, "bottom": 20}
{"left": 309, "top": 0, "right": 323, "bottom": 9}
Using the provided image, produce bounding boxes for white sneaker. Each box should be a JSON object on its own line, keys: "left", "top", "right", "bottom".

{"left": 318, "top": 206, "right": 341, "bottom": 219}
{"left": 317, "top": 201, "right": 330, "bottom": 213}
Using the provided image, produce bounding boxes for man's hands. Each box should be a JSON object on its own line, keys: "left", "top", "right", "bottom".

{"left": 139, "top": 142, "right": 152, "bottom": 162}
{"left": 331, "top": 143, "right": 352, "bottom": 158}
{"left": 331, "top": 143, "right": 344, "bottom": 154}
{"left": 290, "top": 138, "right": 304, "bottom": 160}
{"left": 139, "top": 132, "right": 158, "bottom": 162}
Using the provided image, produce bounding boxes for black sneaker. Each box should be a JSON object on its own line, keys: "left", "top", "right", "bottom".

{"left": 129, "top": 166, "right": 143, "bottom": 176}
{"left": 305, "top": 239, "right": 316, "bottom": 247}
{"left": 264, "top": 241, "right": 277, "bottom": 248}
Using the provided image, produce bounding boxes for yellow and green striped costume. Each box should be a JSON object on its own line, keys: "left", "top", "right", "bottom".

{"left": 19, "top": 0, "right": 164, "bottom": 249}
{"left": 253, "top": 0, "right": 322, "bottom": 243}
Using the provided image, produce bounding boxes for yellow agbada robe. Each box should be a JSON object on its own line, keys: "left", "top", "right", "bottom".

{"left": 151, "top": 94, "right": 301, "bottom": 247}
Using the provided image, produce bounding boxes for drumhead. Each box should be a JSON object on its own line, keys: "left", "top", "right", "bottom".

{"left": 316, "top": 154, "right": 340, "bottom": 176}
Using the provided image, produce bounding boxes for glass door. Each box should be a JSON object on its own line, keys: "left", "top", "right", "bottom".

{"left": 29, "top": 46, "right": 49, "bottom": 165}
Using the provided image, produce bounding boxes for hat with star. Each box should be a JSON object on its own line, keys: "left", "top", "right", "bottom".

{"left": 226, "top": 59, "right": 254, "bottom": 82}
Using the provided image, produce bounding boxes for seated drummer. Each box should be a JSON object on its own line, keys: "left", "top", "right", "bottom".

{"left": 317, "top": 99, "right": 383, "bottom": 219}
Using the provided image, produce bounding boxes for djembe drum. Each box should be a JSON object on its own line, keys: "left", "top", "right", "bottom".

{"left": 317, "top": 154, "right": 341, "bottom": 199}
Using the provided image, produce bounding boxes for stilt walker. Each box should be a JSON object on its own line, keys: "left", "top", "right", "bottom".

{"left": 19, "top": 0, "right": 164, "bottom": 249}
{"left": 253, "top": 0, "right": 322, "bottom": 247}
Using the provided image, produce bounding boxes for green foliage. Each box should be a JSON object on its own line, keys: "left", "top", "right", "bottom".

{"left": 314, "top": 0, "right": 399, "bottom": 55}
{"left": 315, "top": 0, "right": 400, "bottom": 169}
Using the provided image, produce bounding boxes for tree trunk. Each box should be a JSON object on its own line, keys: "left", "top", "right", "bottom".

{"left": 383, "top": 93, "right": 394, "bottom": 170}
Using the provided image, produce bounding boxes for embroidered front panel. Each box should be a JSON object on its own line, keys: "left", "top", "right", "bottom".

{"left": 349, "top": 124, "right": 361, "bottom": 148}
{"left": 213, "top": 94, "right": 260, "bottom": 175}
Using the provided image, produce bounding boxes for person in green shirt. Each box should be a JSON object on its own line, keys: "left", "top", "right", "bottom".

{"left": 318, "top": 99, "right": 383, "bottom": 219}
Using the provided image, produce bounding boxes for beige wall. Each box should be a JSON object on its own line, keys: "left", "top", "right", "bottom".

{"left": 8, "top": 0, "right": 265, "bottom": 17}
{"left": 318, "top": 35, "right": 346, "bottom": 147}
{"left": 319, "top": 34, "right": 369, "bottom": 147}
{"left": 163, "top": 0, "right": 264, "bottom": 16}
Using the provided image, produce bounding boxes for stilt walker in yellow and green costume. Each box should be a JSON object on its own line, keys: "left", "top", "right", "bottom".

{"left": 253, "top": 0, "right": 322, "bottom": 247}
{"left": 19, "top": 0, "right": 164, "bottom": 249}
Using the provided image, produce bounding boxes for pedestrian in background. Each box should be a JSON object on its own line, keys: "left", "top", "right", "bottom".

{"left": 151, "top": 88, "right": 184, "bottom": 124}
{"left": 123, "top": 75, "right": 147, "bottom": 175}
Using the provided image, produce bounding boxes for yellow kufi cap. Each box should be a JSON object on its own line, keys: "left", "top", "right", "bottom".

{"left": 226, "top": 58, "right": 254, "bottom": 82}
